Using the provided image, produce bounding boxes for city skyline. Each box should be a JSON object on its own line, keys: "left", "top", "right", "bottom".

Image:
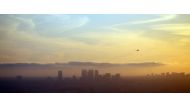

{"left": 1, "top": 68, "right": 190, "bottom": 93}
{"left": 0, "top": 61, "right": 188, "bottom": 77}
{"left": 1, "top": 14, "right": 190, "bottom": 76}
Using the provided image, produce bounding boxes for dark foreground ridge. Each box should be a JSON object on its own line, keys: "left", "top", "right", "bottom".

{"left": 1, "top": 69, "right": 190, "bottom": 93}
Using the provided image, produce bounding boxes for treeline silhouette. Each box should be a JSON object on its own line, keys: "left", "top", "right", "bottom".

{"left": 1, "top": 69, "right": 190, "bottom": 93}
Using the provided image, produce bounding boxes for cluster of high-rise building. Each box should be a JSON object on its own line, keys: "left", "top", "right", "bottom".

{"left": 161, "top": 72, "right": 185, "bottom": 76}
{"left": 147, "top": 72, "right": 189, "bottom": 78}
{"left": 80, "top": 69, "right": 121, "bottom": 81}
{"left": 56, "top": 69, "right": 121, "bottom": 81}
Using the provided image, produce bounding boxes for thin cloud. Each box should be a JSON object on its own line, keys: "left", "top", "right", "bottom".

{"left": 2, "top": 15, "right": 90, "bottom": 37}
{"left": 107, "top": 15, "right": 177, "bottom": 32}
{"left": 129, "top": 14, "right": 177, "bottom": 25}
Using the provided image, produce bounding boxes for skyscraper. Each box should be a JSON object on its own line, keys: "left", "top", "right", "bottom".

{"left": 81, "top": 69, "right": 88, "bottom": 79}
{"left": 88, "top": 69, "right": 94, "bottom": 80}
{"left": 58, "top": 70, "right": 63, "bottom": 80}
{"left": 94, "top": 70, "right": 99, "bottom": 80}
{"left": 104, "top": 73, "right": 111, "bottom": 80}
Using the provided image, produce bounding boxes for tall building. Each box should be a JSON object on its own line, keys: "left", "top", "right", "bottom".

{"left": 16, "top": 75, "right": 23, "bottom": 80}
{"left": 115, "top": 73, "right": 121, "bottom": 79}
{"left": 81, "top": 69, "right": 88, "bottom": 79}
{"left": 94, "top": 70, "right": 99, "bottom": 80}
{"left": 58, "top": 70, "right": 63, "bottom": 80}
{"left": 104, "top": 73, "right": 111, "bottom": 80}
{"left": 72, "top": 75, "right": 77, "bottom": 80}
{"left": 112, "top": 73, "right": 121, "bottom": 80}
{"left": 88, "top": 69, "right": 94, "bottom": 79}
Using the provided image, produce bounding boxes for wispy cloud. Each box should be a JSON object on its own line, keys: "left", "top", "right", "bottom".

{"left": 107, "top": 15, "right": 177, "bottom": 32}
{"left": 129, "top": 14, "right": 177, "bottom": 24}
{"left": 28, "top": 15, "right": 89, "bottom": 36}
{"left": 0, "top": 15, "right": 90, "bottom": 37}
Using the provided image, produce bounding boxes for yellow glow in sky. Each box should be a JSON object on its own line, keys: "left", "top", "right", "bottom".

{"left": 1, "top": 14, "right": 190, "bottom": 75}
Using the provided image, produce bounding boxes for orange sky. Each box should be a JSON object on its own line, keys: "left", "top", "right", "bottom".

{"left": 1, "top": 14, "right": 190, "bottom": 76}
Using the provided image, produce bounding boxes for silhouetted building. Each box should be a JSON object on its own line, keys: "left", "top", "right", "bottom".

{"left": 112, "top": 73, "right": 121, "bottom": 80}
{"left": 103, "top": 73, "right": 111, "bottom": 80}
{"left": 115, "top": 73, "right": 120, "bottom": 78}
{"left": 94, "top": 70, "right": 99, "bottom": 80}
{"left": 81, "top": 69, "right": 88, "bottom": 79}
{"left": 171, "top": 72, "right": 185, "bottom": 78}
{"left": 147, "top": 72, "right": 187, "bottom": 78}
{"left": 72, "top": 75, "right": 77, "bottom": 80}
{"left": 166, "top": 72, "right": 170, "bottom": 76}
{"left": 161, "top": 73, "right": 165, "bottom": 76}
{"left": 16, "top": 75, "right": 23, "bottom": 80}
{"left": 88, "top": 69, "right": 94, "bottom": 80}
{"left": 180, "top": 72, "right": 185, "bottom": 76}
{"left": 80, "top": 69, "right": 121, "bottom": 81}
{"left": 47, "top": 76, "right": 52, "bottom": 80}
{"left": 58, "top": 70, "right": 63, "bottom": 80}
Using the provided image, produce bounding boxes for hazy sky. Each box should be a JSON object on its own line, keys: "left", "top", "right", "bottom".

{"left": 1, "top": 14, "right": 190, "bottom": 73}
